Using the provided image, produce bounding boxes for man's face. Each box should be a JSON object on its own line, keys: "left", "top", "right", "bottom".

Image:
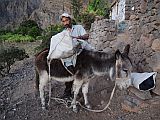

{"left": 61, "top": 17, "right": 71, "bottom": 28}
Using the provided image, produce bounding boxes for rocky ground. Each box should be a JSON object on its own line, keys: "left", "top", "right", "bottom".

{"left": 0, "top": 52, "right": 160, "bottom": 120}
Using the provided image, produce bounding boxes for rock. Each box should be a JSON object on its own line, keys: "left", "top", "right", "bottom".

{"left": 146, "top": 52, "right": 160, "bottom": 72}
{"left": 110, "top": 40, "right": 128, "bottom": 52}
{"left": 0, "top": 0, "right": 41, "bottom": 29}
{"left": 95, "top": 16, "right": 104, "bottom": 21}
{"left": 153, "top": 20, "right": 160, "bottom": 28}
{"left": 125, "top": 11, "right": 130, "bottom": 20}
{"left": 154, "top": 0, "right": 160, "bottom": 4}
{"left": 103, "top": 47, "right": 114, "bottom": 53}
{"left": 148, "top": 95, "right": 160, "bottom": 105}
{"left": 0, "top": 0, "right": 72, "bottom": 29}
{"left": 128, "top": 86, "right": 152, "bottom": 100}
{"left": 151, "top": 39, "right": 160, "bottom": 51}
{"left": 121, "top": 95, "right": 149, "bottom": 113}
{"left": 140, "top": 0, "right": 148, "bottom": 13}
{"left": 140, "top": 34, "right": 154, "bottom": 47}
{"left": 122, "top": 100, "right": 139, "bottom": 113}
{"left": 155, "top": 2, "right": 160, "bottom": 9}
{"left": 130, "top": 15, "right": 137, "bottom": 21}
{"left": 141, "top": 25, "right": 150, "bottom": 35}
{"left": 152, "top": 74, "right": 160, "bottom": 95}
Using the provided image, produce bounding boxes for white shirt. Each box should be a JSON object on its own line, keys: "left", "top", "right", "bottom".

{"left": 63, "top": 25, "right": 87, "bottom": 47}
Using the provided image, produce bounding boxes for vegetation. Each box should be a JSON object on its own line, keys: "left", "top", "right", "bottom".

{"left": 0, "top": 46, "right": 29, "bottom": 76}
{"left": 15, "top": 20, "right": 42, "bottom": 39}
{"left": 71, "top": 0, "right": 111, "bottom": 30}
{"left": 0, "top": 20, "right": 42, "bottom": 42}
{"left": 80, "top": 12, "right": 95, "bottom": 30}
{"left": 71, "top": 0, "right": 83, "bottom": 22}
{"left": 0, "top": 33, "right": 34, "bottom": 42}
{"left": 87, "top": 0, "right": 110, "bottom": 18}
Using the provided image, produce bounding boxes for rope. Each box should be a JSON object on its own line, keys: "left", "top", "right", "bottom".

{"left": 50, "top": 81, "right": 116, "bottom": 113}
{"left": 78, "top": 82, "right": 116, "bottom": 113}
{"left": 47, "top": 60, "right": 52, "bottom": 106}
{"left": 47, "top": 46, "right": 117, "bottom": 112}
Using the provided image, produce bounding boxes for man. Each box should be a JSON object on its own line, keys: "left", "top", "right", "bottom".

{"left": 59, "top": 13, "right": 93, "bottom": 99}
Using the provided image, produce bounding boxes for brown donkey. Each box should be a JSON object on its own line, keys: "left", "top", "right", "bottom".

{"left": 35, "top": 44, "right": 132, "bottom": 112}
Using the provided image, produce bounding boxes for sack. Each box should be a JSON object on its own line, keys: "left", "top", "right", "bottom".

{"left": 131, "top": 72, "right": 157, "bottom": 91}
{"left": 47, "top": 31, "right": 75, "bottom": 60}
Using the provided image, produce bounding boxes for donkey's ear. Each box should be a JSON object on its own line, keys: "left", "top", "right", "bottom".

{"left": 123, "top": 44, "right": 130, "bottom": 56}
{"left": 115, "top": 50, "right": 122, "bottom": 60}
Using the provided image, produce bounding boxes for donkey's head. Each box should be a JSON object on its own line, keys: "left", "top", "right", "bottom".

{"left": 115, "top": 44, "right": 132, "bottom": 89}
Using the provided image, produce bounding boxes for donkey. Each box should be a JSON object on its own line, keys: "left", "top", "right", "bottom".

{"left": 35, "top": 44, "right": 132, "bottom": 112}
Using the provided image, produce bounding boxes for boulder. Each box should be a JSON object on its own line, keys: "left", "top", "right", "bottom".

{"left": 152, "top": 74, "right": 160, "bottom": 95}
{"left": 129, "top": 15, "right": 137, "bottom": 21}
{"left": 128, "top": 86, "right": 152, "bottom": 100}
{"left": 146, "top": 52, "right": 160, "bottom": 72}
{"left": 140, "top": 0, "right": 148, "bottom": 13}
{"left": 140, "top": 34, "right": 154, "bottom": 47}
{"left": 151, "top": 39, "right": 160, "bottom": 51}
{"left": 121, "top": 95, "right": 149, "bottom": 113}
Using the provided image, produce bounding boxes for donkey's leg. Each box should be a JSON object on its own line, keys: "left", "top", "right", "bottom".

{"left": 72, "top": 80, "right": 83, "bottom": 112}
{"left": 39, "top": 70, "right": 48, "bottom": 109}
{"left": 82, "top": 81, "right": 91, "bottom": 109}
{"left": 48, "top": 80, "right": 51, "bottom": 106}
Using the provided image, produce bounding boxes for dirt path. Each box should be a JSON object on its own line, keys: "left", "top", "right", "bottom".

{"left": 0, "top": 57, "right": 160, "bottom": 120}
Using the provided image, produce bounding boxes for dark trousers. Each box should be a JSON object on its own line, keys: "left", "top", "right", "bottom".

{"left": 64, "top": 81, "right": 73, "bottom": 95}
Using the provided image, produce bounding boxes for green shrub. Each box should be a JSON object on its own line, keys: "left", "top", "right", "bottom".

{"left": 87, "top": 0, "right": 110, "bottom": 18}
{"left": 80, "top": 12, "right": 96, "bottom": 30}
{"left": 28, "top": 26, "right": 42, "bottom": 39}
{"left": 0, "top": 29, "right": 13, "bottom": 35}
{"left": 0, "top": 46, "right": 29, "bottom": 76}
{"left": 71, "top": 0, "right": 110, "bottom": 30}
{"left": 15, "top": 20, "right": 42, "bottom": 38}
{"left": 0, "top": 33, "right": 34, "bottom": 42}
{"left": 71, "top": 0, "right": 82, "bottom": 22}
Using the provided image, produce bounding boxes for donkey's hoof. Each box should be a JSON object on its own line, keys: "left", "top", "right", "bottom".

{"left": 73, "top": 107, "right": 78, "bottom": 113}
{"left": 47, "top": 102, "right": 50, "bottom": 106}
{"left": 72, "top": 104, "right": 78, "bottom": 113}
{"left": 42, "top": 106, "right": 46, "bottom": 110}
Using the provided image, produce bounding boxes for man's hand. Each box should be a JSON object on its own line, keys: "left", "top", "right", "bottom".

{"left": 71, "top": 36, "right": 79, "bottom": 39}
{"left": 71, "top": 34, "right": 89, "bottom": 40}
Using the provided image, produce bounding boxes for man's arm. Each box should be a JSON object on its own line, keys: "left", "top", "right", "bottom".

{"left": 76, "top": 34, "right": 89, "bottom": 40}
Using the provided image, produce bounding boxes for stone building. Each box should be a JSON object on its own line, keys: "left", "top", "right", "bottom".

{"left": 110, "top": 0, "right": 143, "bottom": 22}
{"left": 111, "top": 0, "right": 126, "bottom": 22}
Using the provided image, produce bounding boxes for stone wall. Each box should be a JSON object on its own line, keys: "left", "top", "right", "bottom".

{"left": 88, "top": 19, "right": 117, "bottom": 53}
{"left": 128, "top": 0, "right": 160, "bottom": 73}
{"left": 88, "top": 0, "right": 160, "bottom": 94}
{"left": 89, "top": 0, "right": 160, "bottom": 73}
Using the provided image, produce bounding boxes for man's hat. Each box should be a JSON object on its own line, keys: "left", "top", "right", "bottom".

{"left": 59, "top": 13, "right": 72, "bottom": 20}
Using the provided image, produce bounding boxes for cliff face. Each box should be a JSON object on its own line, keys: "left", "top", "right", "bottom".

{"left": 29, "top": 0, "right": 72, "bottom": 29}
{"left": 0, "top": 0, "right": 72, "bottom": 30}
{"left": 0, "top": 0, "right": 41, "bottom": 29}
